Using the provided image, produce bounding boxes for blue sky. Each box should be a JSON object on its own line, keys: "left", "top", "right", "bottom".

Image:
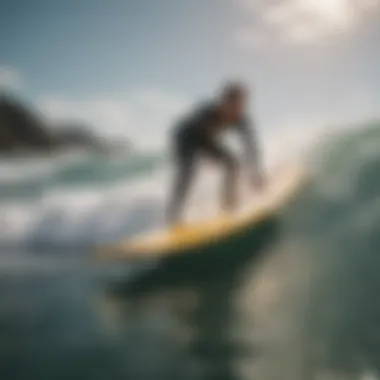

{"left": 1, "top": 0, "right": 380, "bottom": 149}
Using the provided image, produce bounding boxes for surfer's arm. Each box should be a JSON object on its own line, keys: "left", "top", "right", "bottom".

{"left": 238, "top": 118, "right": 265, "bottom": 188}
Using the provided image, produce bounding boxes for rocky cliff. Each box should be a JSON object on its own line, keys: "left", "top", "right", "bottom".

{"left": 0, "top": 95, "right": 130, "bottom": 154}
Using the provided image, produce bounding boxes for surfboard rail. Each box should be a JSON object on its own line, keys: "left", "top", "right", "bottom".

{"left": 95, "top": 163, "right": 307, "bottom": 261}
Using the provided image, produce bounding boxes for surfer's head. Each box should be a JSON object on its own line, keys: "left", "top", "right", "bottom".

{"left": 219, "top": 81, "right": 248, "bottom": 120}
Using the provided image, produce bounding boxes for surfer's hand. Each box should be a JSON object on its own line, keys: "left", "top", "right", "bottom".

{"left": 251, "top": 171, "right": 265, "bottom": 191}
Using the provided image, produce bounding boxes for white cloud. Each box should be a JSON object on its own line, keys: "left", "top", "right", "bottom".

{"left": 0, "top": 66, "right": 24, "bottom": 91}
{"left": 236, "top": 0, "right": 380, "bottom": 48}
{"left": 40, "top": 97, "right": 133, "bottom": 133}
{"left": 39, "top": 89, "right": 189, "bottom": 149}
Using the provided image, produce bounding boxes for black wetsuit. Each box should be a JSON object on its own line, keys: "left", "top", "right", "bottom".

{"left": 168, "top": 101, "right": 259, "bottom": 223}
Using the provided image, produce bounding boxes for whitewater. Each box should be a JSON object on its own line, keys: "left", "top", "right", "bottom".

{"left": 0, "top": 151, "right": 171, "bottom": 250}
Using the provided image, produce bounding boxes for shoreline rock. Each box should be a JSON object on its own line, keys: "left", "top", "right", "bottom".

{"left": 0, "top": 95, "right": 131, "bottom": 155}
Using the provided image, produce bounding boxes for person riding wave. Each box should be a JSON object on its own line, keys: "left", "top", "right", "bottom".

{"left": 167, "top": 81, "right": 265, "bottom": 225}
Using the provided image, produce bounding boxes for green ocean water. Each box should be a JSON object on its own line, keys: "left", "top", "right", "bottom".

{"left": 1, "top": 122, "right": 380, "bottom": 380}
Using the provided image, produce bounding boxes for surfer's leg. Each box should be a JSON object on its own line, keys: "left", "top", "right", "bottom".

{"left": 202, "top": 140, "right": 239, "bottom": 211}
{"left": 167, "top": 137, "right": 196, "bottom": 225}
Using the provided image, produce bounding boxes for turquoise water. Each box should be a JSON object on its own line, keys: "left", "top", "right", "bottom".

{"left": 1, "top": 122, "right": 380, "bottom": 380}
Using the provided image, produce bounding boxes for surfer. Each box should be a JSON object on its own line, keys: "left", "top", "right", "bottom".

{"left": 167, "top": 81, "right": 265, "bottom": 225}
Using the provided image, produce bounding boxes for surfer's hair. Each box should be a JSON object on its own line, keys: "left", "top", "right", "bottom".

{"left": 220, "top": 81, "right": 247, "bottom": 101}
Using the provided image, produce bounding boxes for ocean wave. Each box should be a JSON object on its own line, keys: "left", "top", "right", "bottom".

{"left": 0, "top": 121, "right": 379, "bottom": 255}
{"left": 241, "top": 120, "right": 380, "bottom": 379}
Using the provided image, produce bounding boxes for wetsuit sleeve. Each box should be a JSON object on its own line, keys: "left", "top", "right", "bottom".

{"left": 237, "top": 117, "right": 263, "bottom": 179}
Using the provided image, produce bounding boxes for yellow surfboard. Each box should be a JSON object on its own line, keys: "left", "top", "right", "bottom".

{"left": 96, "top": 163, "right": 306, "bottom": 261}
